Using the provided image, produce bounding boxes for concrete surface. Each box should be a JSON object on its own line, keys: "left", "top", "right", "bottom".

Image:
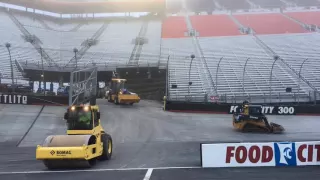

{"left": 0, "top": 104, "right": 43, "bottom": 146}
{"left": 0, "top": 99, "right": 319, "bottom": 180}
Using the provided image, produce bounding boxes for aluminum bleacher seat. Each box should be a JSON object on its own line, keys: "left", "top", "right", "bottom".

{"left": 161, "top": 16, "right": 187, "bottom": 38}
{"left": 80, "top": 21, "right": 142, "bottom": 67}
{"left": 0, "top": 12, "right": 40, "bottom": 78}
{"left": 139, "top": 21, "right": 162, "bottom": 65}
{"left": 14, "top": 14, "right": 45, "bottom": 28}
{"left": 252, "top": 0, "right": 285, "bottom": 8}
{"left": 217, "top": 0, "right": 250, "bottom": 10}
{"left": 190, "top": 15, "right": 241, "bottom": 37}
{"left": 291, "top": 0, "right": 320, "bottom": 6}
{"left": 185, "top": 0, "right": 216, "bottom": 13}
{"left": 197, "top": 35, "right": 310, "bottom": 100}
{"left": 234, "top": 13, "right": 307, "bottom": 34}
{"left": 285, "top": 11, "right": 320, "bottom": 26}
{"left": 162, "top": 38, "right": 207, "bottom": 101}
{"left": 42, "top": 20, "right": 80, "bottom": 31}
{"left": 258, "top": 33, "right": 320, "bottom": 90}
{"left": 250, "top": 0, "right": 285, "bottom": 8}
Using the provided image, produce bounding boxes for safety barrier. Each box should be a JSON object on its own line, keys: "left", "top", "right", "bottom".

{"left": 165, "top": 101, "right": 320, "bottom": 115}
{"left": 201, "top": 141, "right": 320, "bottom": 168}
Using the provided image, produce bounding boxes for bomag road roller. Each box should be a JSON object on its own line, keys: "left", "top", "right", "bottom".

{"left": 36, "top": 105, "right": 113, "bottom": 169}
{"left": 232, "top": 103, "right": 284, "bottom": 134}
{"left": 106, "top": 78, "right": 140, "bottom": 105}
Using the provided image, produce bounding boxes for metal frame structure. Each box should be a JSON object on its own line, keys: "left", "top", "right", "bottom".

{"left": 69, "top": 67, "right": 98, "bottom": 106}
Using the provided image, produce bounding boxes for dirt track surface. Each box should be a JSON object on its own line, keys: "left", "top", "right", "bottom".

{"left": 0, "top": 100, "right": 319, "bottom": 180}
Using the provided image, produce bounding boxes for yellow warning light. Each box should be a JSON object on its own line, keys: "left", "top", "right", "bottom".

{"left": 83, "top": 106, "right": 89, "bottom": 111}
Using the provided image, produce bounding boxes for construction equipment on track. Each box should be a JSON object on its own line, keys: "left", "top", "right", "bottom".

{"left": 106, "top": 78, "right": 140, "bottom": 105}
{"left": 36, "top": 105, "right": 113, "bottom": 169}
{"left": 232, "top": 104, "right": 285, "bottom": 134}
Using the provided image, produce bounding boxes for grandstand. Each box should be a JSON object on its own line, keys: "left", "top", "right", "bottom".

{"left": 0, "top": 0, "right": 319, "bottom": 103}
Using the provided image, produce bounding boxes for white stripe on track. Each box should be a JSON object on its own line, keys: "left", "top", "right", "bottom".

{"left": 143, "top": 168, "right": 153, "bottom": 180}
{"left": 0, "top": 166, "right": 200, "bottom": 175}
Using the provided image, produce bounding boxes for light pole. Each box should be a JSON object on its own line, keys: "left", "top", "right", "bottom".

{"left": 188, "top": 54, "right": 195, "bottom": 96}
{"left": 215, "top": 57, "right": 223, "bottom": 95}
{"left": 5, "top": 43, "right": 14, "bottom": 86}
{"left": 242, "top": 58, "right": 250, "bottom": 97}
{"left": 74, "top": 48, "right": 78, "bottom": 69}
{"left": 166, "top": 55, "right": 170, "bottom": 98}
{"left": 269, "top": 55, "right": 279, "bottom": 103}
{"left": 298, "top": 58, "right": 308, "bottom": 103}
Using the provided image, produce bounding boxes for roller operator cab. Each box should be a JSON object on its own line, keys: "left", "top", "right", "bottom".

{"left": 232, "top": 104, "right": 284, "bottom": 134}
{"left": 106, "top": 78, "right": 140, "bottom": 105}
{"left": 36, "top": 105, "right": 113, "bottom": 169}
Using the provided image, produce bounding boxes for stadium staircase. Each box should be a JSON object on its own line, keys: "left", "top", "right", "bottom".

{"left": 7, "top": 11, "right": 60, "bottom": 70}
{"left": 65, "top": 22, "right": 108, "bottom": 68}
{"left": 182, "top": 2, "right": 216, "bottom": 97}
{"left": 253, "top": 35, "right": 319, "bottom": 94}
{"left": 129, "top": 21, "right": 149, "bottom": 65}
{"left": 280, "top": 12, "right": 313, "bottom": 31}
{"left": 282, "top": 12, "right": 319, "bottom": 32}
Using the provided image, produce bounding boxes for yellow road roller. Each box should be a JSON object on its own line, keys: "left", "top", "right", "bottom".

{"left": 36, "top": 105, "right": 112, "bottom": 169}
{"left": 106, "top": 78, "right": 140, "bottom": 105}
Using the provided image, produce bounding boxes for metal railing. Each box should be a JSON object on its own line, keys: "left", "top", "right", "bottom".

{"left": 168, "top": 91, "right": 320, "bottom": 105}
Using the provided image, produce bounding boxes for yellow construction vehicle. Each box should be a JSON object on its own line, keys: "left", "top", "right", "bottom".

{"left": 106, "top": 78, "right": 140, "bottom": 105}
{"left": 36, "top": 105, "right": 113, "bottom": 169}
{"left": 232, "top": 102, "right": 284, "bottom": 133}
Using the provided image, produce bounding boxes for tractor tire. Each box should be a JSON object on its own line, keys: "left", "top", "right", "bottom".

{"left": 108, "top": 95, "right": 113, "bottom": 102}
{"left": 114, "top": 97, "right": 119, "bottom": 105}
{"left": 99, "top": 133, "right": 112, "bottom": 161}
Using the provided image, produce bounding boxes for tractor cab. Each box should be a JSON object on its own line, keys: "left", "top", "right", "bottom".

{"left": 110, "top": 78, "right": 127, "bottom": 95}
{"left": 242, "top": 105, "right": 263, "bottom": 116}
{"left": 64, "top": 105, "right": 101, "bottom": 131}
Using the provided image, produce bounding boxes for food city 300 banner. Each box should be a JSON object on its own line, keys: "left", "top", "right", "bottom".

{"left": 201, "top": 141, "right": 320, "bottom": 167}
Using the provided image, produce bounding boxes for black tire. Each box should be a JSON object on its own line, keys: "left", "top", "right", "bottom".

{"left": 108, "top": 95, "right": 113, "bottom": 102}
{"left": 114, "top": 96, "right": 119, "bottom": 105}
{"left": 129, "top": 102, "right": 134, "bottom": 105}
{"left": 99, "top": 133, "right": 112, "bottom": 161}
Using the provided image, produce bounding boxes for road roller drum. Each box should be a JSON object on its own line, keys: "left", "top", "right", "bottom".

{"left": 36, "top": 105, "right": 113, "bottom": 169}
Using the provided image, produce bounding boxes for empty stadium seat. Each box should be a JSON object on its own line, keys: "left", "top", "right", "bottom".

{"left": 217, "top": 0, "right": 250, "bottom": 10}
{"left": 161, "top": 16, "right": 187, "bottom": 38}
{"left": 139, "top": 21, "right": 162, "bottom": 65}
{"left": 161, "top": 38, "right": 208, "bottom": 101}
{"left": 190, "top": 15, "right": 241, "bottom": 37}
{"left": 258, "top": 33, "right": 320, "bottom": 90}
{"left": 80, "top": 21, "right": 143, "bottom": 66}
{"left": 250, "top": 0, "right": 285, "bottom": 8}
{"left": 234, "top": 13, "right": 307, "bottom": 34}
{"left": 286, "top": 11, "right": 320, "bottom": 26}
{"left": 197, "top": 35, "right": 311, "bottom": 100}
{"left": 292, "top": 0, "right": 320, "bottom": 6}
